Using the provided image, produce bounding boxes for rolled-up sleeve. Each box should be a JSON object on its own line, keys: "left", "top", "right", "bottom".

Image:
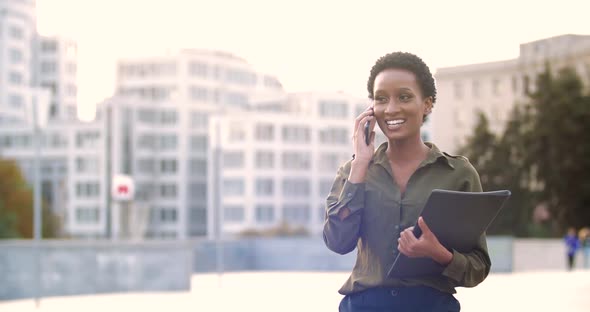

{"left": 323, "top": 164, "right": 365, "bottom": 255}
{"left": 441, "top": 163, "right": 491, "bottom": 287}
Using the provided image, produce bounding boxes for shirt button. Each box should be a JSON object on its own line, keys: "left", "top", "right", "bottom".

{"left": 390, "top": 289, "right": 398, "bottom": 296}
{"left": 394, "top": 225, "right": 400, "bottom": 230}
{"left": 347, "top": 192, "right": 353, "bottom": 198}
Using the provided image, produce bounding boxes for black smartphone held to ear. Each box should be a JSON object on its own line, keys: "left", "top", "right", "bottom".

{"left": 364, "top": 120, "right": 371, "bottom": 145}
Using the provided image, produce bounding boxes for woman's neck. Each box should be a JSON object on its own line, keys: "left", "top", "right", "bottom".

{"left": 386, "top": 136, "right": 429, "bottom": 164}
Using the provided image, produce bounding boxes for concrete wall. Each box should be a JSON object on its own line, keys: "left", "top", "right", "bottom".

{"left": 192, "top": 236, "right": 513, "bottom": 273}
{"left": 1, "top": 237, "right": 580, "bottom": 301}
{"left": 0, "top": 240, "right": 193, "bottom": 301}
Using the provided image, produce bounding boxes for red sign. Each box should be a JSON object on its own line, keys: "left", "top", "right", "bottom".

{"left": 111, "top": 174, "right": 134, "bottom": 201}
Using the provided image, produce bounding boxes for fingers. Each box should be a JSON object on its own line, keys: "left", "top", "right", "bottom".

{"left": 354, "top": 106, "right": 374, "bottom": 134}
{"left": 417, "top": 217, "right": 432, "bottom": 235}
{"left": 397, "top": 227, "right": 418, "bottom": 255}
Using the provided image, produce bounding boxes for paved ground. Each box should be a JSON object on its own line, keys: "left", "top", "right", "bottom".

{"left": 2, "top": 270, "right": 590, "bottom": 311}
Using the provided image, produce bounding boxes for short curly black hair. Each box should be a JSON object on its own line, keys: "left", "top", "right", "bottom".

{"left": 367, "top": 52, "right": 437, "bottom": 105}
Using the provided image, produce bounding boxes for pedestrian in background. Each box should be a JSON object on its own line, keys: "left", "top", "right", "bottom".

{"left": 564, "top": 227, "right": 580, "bottom": 270}
{"left": 578, "top": 227, "right": 590, "bottom": 269}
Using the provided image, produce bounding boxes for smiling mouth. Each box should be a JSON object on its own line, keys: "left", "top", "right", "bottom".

{"left": 386, "top": 119, "right": 405, "bottom": 127}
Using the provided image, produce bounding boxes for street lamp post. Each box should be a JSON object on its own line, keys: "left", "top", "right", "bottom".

{"left": 29, "top": 90, "right": 49, "bottom": 307}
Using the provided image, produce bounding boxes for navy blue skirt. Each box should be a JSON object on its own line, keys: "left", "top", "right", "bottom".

{"left": 339, "top": 286, "right": 460, "bottom": 312}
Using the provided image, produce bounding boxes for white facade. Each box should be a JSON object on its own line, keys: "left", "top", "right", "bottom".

{"left": 431, "top": 34, "right": 590, "bottom": 154}
{"left": 0, "top": 0, "right": 36, "bottom": 124}
{"left": 208, "top": 92, "right": 371, "bottom": 238}
{"left": 36, "top": 36, "right": 78, "bottom": 121}
{"left": 0, "top": 117, "right": 107, "bottom": 237}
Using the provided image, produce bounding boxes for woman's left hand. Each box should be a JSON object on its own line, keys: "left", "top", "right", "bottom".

{"left": 397, "top": 217, "right": 453, "bottom": 265}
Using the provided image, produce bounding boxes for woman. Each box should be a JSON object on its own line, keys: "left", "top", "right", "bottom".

{"left": 323, "top": 52, "right": 490, "bottom": 311}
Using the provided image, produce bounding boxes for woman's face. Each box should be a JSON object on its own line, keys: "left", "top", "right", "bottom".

{"left": 372, "top": 68, "right": 432, "bottom": 142}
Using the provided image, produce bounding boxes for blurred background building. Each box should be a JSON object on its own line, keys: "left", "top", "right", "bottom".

{"left": 2, "top": 0, "right": 588, "bottom": 240}
{"left": 431, "top": 34, "right": 590, "bottom": 153}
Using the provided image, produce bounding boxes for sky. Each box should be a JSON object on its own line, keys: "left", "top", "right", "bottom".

{"left": 36, "top": 0, "right": 590, "bottom": 120}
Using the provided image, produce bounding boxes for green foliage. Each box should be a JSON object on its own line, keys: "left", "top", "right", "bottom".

{"left": 526, "top": 67, "right": 590, "bottom": 230}
{"left": 0, "top": 158, "right": 61, "bottom": 239}
{"left": 458, "top": 65, "right": 590, "bottom": 236}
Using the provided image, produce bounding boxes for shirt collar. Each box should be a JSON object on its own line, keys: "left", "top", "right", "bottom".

{"left": 372, "top": 141, "right": 455, "bottom": 169}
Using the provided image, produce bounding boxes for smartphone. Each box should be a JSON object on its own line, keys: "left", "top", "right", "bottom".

{"left": 364, "top": 120, "right": 371, "bottom": 145}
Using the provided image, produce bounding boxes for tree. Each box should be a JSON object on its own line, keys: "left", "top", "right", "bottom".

{"left": 0, "top": 158, "right": 61, "bottom": 239}
{"left": 458, "top": 111, "right": 535, "bottom": 236}
{"left": 526, "top": 66, "right": 590, "bottom": 230}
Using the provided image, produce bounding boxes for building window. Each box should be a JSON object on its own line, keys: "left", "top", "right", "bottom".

{"left": 282, "top": 151, "right": 310, "bottom": 170}
{"left": 40, "top": 61, "right": 56, "bottom": 73}
{"left": 523, "top": 75, "right": 530, "bottom": 95}
{"left": 223, "top": 151, "right": 244, "bottom": 169}
{"left": 319, "top": 100, "right": 348, "bottom": 118}
{"left": 224, "top": 205, "right": 244, "bottom": 222}
{"left": 190, "top": 112, "right": 208, "bottom": 129}
{"left": 453, "top": 81, "right": 463, "bottom": 100}
{"left": 190, "top": 135, "right": 208, "bottom": 153}
{"left": 160, "top": 159, "right": 177, "bottom": 174}
{"left": 190, "top": 206, "right": 207, "bottom": 222}
{"left": 283, "top": 204, "right": 310, "bottom": 224}
{"left": 136, "top": 183, "right": 155, "bottom": 201}
{"left": 76, "top": 157, "right": 100, "bottom": 174}
{"left": 228, "top": 123, "right": 245, "bottom": 142}
{"left": 159, "top": 207, "right": 177, "bottom": 223}
{"left": 159, "top": 184, "right": 177, "bottom": 198}
{"left": 255, "top": 123, "right": 274, "bottom": 141}
{"left": 223, "top": 179, "right": 244, "bottom": 196}
{"left": 282, "top": 126, "right": 310, "bottom": 143}
{"left": 41, "top": 40, "right": 57, "bottom": 52}
{"left": 9, "top": 49, "right": 23, "bottom": 63}
{"left": 159, "top": 135, "right": 177, "bottom": 150}
{"left": 491, "top": 78, "right": 501, "bottom": 96}
{"left": 189, "top": 158, "right": 207, "bottom": 176}
{"left": 75, "top": 206, "right": 99, "bottom": 224}
{"left": 76, "top": 182, "right": 100, "bottom": 198}
{"left": 137, "top": 158, "right": 155, "bottom": 174}
{"left": 255, "top": 151, "right": 274, "bottom": 169}
{"left": 472, "top": 80, "right": 480, "bottom": 98}
{"left": 48, "top": 133, "right": 68, "bottom": 148}
{"left": 160, "top": 110, "right": 177, "bottom": 125}
{"left": 66, "top": 84, "right": 77, "bottom": 97}
{"left": 255, "top": 205, "right": 274, "bottom": 223}
{"left": 8, "top": 94, "right": 24, "bottom": 109}
{"left": 9, "top": 71, "right": 22, "bottom": 85}
{"left": 137, "top": 134, "right": 156, "bottom": 150}
{"left": 138, "top": 109, "right": 156, "bottom": 123}
{"left": 282, "top": 178, "right": 310, "bottom": 197}
{"left": 189, "top": 158, "right": 207, "bottom": 178}
{"left": 319, "top": 153, "right": 343, "bottom": 172}
{"left": 189, "top": 86, "right": 208, "bottom": 101}
{"left": 66, "top": 63, "right": 77, "bottom": 75}
{"left": 319, "top": 128, "right": 348, "bottom": 144}
{"left": 255, "top": 178, "right": 274, "bottom": 196}
{"left": 189, "top": 62, "right": 208, "bottom": 77}
{"left": 189, "top": 182, "right": 207, "bottom": 201}
{"left": 76, "top": 131, "right": 100, "bottom": 148}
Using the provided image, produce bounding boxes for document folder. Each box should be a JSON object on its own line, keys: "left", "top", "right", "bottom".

{"left": 387, "top": 189, "right": 511, "bottom": 278}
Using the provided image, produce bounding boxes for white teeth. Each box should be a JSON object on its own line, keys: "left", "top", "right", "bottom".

{"left": 386, "top": 119, "right": 405, "bottom": 125}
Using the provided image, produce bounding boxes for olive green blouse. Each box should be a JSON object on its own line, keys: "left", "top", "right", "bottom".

{"left": 323, "top": 142, "right": 491, "bottom": 295}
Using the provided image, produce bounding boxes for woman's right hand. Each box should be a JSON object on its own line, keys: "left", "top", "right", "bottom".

{"left": 346, "top": 106, "right": 375, "bottom": 185}
{"left": 352, "top": 106, "right": 375, "bottom": 165}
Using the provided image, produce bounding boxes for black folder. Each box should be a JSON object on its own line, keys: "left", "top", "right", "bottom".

{"left": 387, "top": 189, "right": 511, "bottom": 278}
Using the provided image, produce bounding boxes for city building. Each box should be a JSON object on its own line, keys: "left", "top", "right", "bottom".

{"left": 36, "top": 36, "right": 78, "bottom": 121}
{"left": 431, "top": 34, "right": 590, "bottom": 154}
{"left": 0, "top": 0, "right": 37, "bottom": 124}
